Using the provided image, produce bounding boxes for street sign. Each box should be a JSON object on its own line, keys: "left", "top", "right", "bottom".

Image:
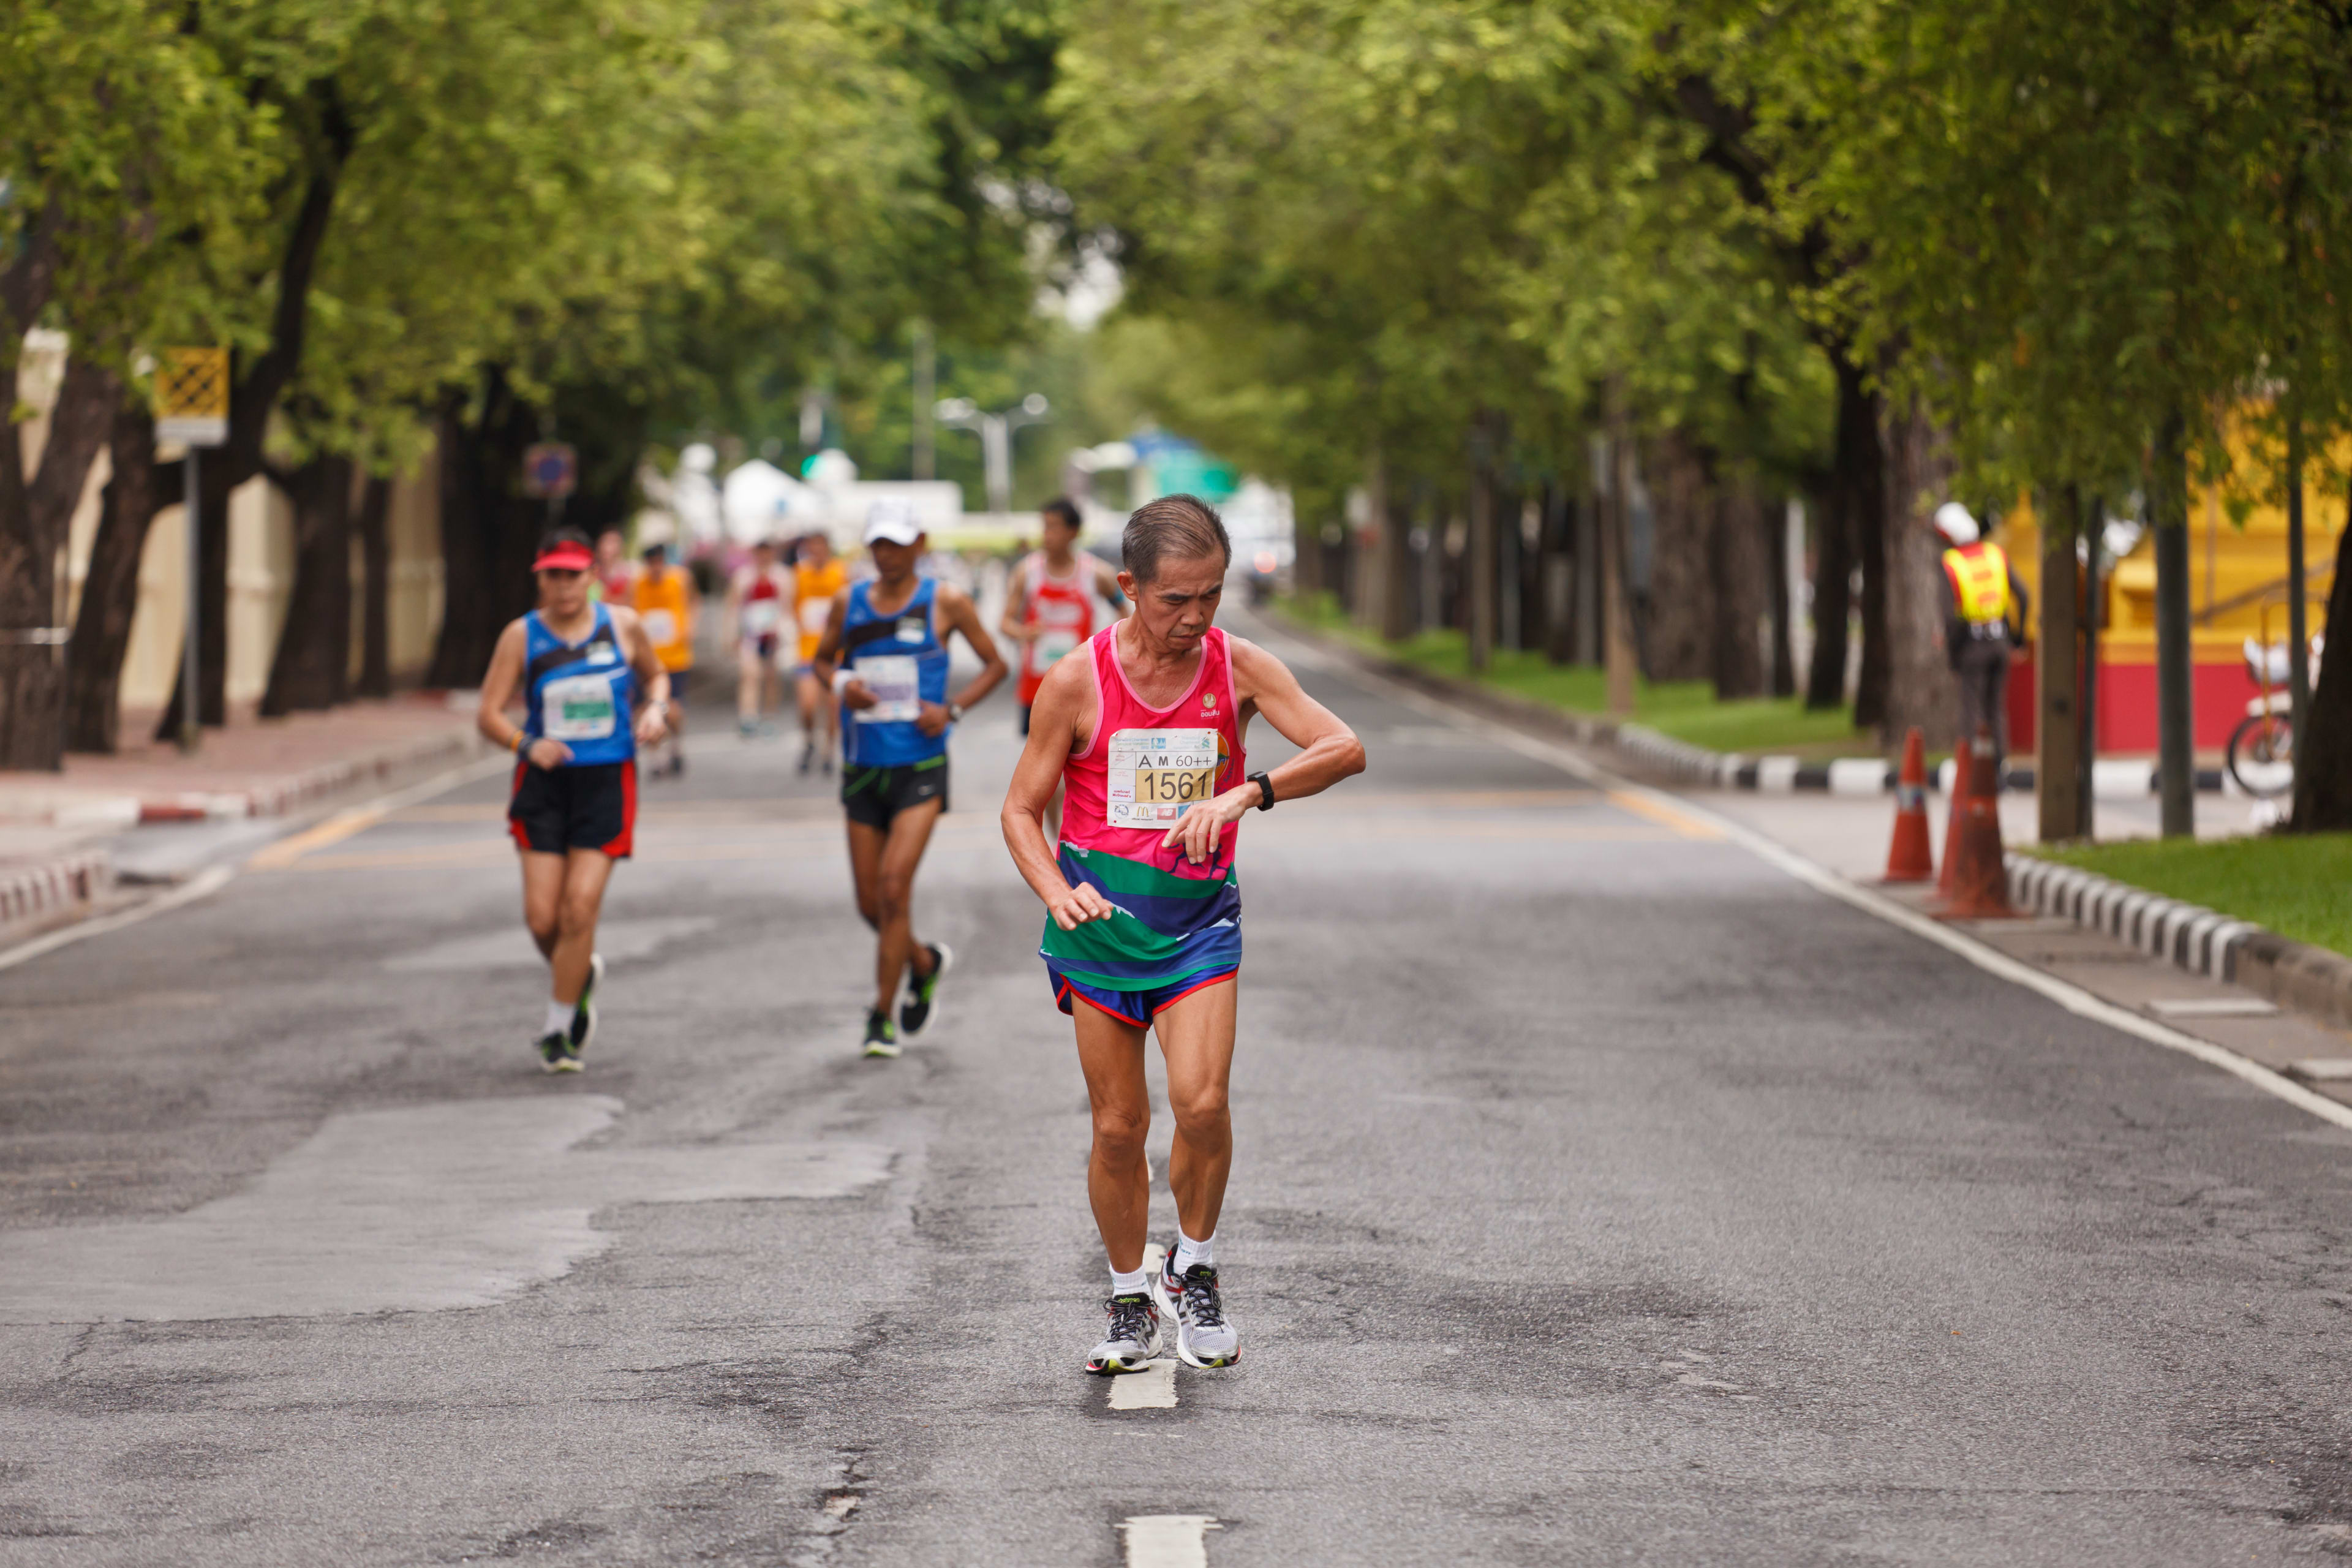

{"left": 522, "top": 442, "right": 578, "bottom": 500}
{"left": 154, "top": 348, "right": 229, "bottom": 448}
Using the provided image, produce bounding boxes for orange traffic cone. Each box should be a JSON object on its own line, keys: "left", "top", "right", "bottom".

{"left": 1940, "top": 729, "right": 2015, "bottom": 919}
{"left": 1883, "top": 726, "right": 1933, "bottom": 882}
{"left": 1936, "top": 733, "right": 1972, "bottom": 899}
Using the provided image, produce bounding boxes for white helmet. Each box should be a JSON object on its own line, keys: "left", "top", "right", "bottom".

{"left": 1933, "top": 502, "right": 1980, "bottom": 546}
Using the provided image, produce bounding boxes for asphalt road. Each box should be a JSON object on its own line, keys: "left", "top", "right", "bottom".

{"left": 6, "top": 608, "right": 2352, "bottom": 1565}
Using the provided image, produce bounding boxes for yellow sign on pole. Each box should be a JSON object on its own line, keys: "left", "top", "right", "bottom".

{"left": 156, "top": 347, "right": 229, "bottom": 447}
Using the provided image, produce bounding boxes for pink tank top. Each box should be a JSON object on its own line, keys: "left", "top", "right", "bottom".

{"left": 1061, "top": 624, "right": 1245, "bottom": 880}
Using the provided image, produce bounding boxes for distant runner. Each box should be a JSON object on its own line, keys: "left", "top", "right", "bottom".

{"left": 810, "top": 502, "right": 1007, "bottom": 1058}
{"left": 791, "top": 530, "right": 849, "bottom": 775}
{"left": 726, "top": 538, "right": 793, "bottom": 739}
{"left": 1000, "top": 497, "right": 1125, "bottom": 838}
{"left": 592, "top": 527, "right": 635, "bottom": 604}
{"left": 630, "top": 540, "right": 698, "bottom": 778}
{"left": 477, "top": 529, "right": 674, "bottom": 1072}
{"left": 1000, "top": 495, "right": 1364, "bottom": 1375}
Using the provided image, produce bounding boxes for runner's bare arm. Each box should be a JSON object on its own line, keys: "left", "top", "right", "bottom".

{"left": 611, "top": 605, "right": 672, "bottom": 744}
{"left": 810, "top": 590, "right": 872, "bottom": 709}
{"left": 997, "top": 568, "right": 1035, "bottom": 644}
{"left": 1001, "top": 654, "right": 1117, "bottom": 929}
{"left": 475, "top": 620, "right": 571, "bottom": 768}
{"left": 923, "top": 584, "right": 1007, "bottom": 735}
{"left": 1160, "top": 635, "right": 1363, "bottom": 863}
{"left": 1095, "top": 559, "right": 1129, "bottom": 614}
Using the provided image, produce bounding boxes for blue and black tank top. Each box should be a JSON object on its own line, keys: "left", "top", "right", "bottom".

{"left": 522, "top": 603, "right": 638, "bottom": 767}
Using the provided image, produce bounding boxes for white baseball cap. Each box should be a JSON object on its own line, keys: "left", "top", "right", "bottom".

{"left": 1933, "top": 502, "right": 1980, "bottom": 546}
{"left": 863, "top": 499, "right": 924, "bottom": 547}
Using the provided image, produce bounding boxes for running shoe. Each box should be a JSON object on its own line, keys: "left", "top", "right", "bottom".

{"left": 570, "top": 953, "right": 605, "bottom": 1058}
{"left": 536, "top": 1031, "right": 579, "bottom": 1074}
{"left": 1085, "top": 1292, "right": 1165, "bottom": 1375}
{"left": 899, "top": 942, "right": 953, "bottom": 1038}
{"left": 1153, "top": 1251, "right": 1240, "bottom": 1368}
{"left": 797, "top": 740, "right": 815, "bottom": 775}
{"left": 738, "top": 717, "right": 758, "bottom": 740}
{"left": 861, "top": 1009, "right": 901, "bottom": 1059}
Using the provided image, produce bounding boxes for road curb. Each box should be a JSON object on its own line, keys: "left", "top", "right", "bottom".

{"left": 0, "top": 848, "right": 113, "bottom": 934}
{"left": 2004, "top": 853, "right": 2352, "bottom": 1032}
{"left": 134, "top": 728, "right": 480, "bottom": 824}
{"left": 1266, "top": 612, "right": 2226, "bottom": 796}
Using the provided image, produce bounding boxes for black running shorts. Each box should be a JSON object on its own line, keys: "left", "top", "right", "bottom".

{"left": 841, "top": 757, "right": 948, "bottom": 831}
{"left": 508, "top": 760, "right": 636, "bottom": 858}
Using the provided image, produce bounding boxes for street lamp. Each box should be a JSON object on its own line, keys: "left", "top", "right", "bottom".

{"left": 934, "top": 394, "right": 1050, "bottom": 516}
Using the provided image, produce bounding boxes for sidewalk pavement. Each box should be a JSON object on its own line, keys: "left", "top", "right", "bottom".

{"left": 0, "top": 695, "right": 481, "bottom": 938}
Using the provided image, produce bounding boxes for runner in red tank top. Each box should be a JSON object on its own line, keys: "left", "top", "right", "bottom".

{"left": 1001, "top": 494, "right": 1365, "bottom": 1376}
{"left": 1000, "top": 497, "right": 1126, "bottom": 840}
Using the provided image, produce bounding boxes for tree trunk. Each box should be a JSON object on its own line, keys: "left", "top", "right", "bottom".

{"left": 1767, "top": 499, "right": 1795, "bottom": 697}
{"left": 1710, "top": 467, "right": 1769, "bottom": 700}
{"left": 426, "top": 372, "right": 542, "bottom": 687}
{"left": 1804, "top": 473, "right": 1853, "bottom": 709}
{"left": 1878, "top": 396, "right": 1958, "bottom": 748}
{"left": 2037, "top": 484, "right": 2084, "bottom": 841}
{"left": 0, "top": 355, "right": 118, "bottom": 767}
{"left": 2151, "top": 411, "right": 2195, "bottom": 836}
{"left": 1604, "top": 436, "right": 1639, "bottom": 714}
{"left": 262, "top": 453, "right": 356, "bottom": 715}
{"left": 1850, "top": 384, "right": 1891, "bottom": 729}
{"left": 1807, "top": 354, "right": 1886, "bottom": 716}
{"left": 1541, "top": 483, "right": 1575, "bottom": 664}
{"left": 2291, "top": 481, "right": 2352, "bottom": 829}
{"left": 1466, "top": 413, "right": 1500, "bottom": 671}
{"left": 1641, "top": 431, "right": 1716, "bottom": 684}
{"left": 64, "top": 407, "right": 159, "bottom": 752}
{"left": 355, "top": 473, "right": 393, "bottom": 698}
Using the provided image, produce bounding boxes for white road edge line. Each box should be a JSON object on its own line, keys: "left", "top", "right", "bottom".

{"left": 1301, "top": 638, "right": 2352, "bottom": 1137}
{"left": 1118, "top": 1515, "right": 1220, "bottom": 1568}
{"left": 0, "top": 752, "right": 507, "bottom": 976}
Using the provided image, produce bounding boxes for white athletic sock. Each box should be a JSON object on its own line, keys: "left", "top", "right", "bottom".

{"left": 1174, "top": 1230, "right": 1214, "bottom": 1273}
{"left": 1110, "top": 1264, "right": 1150, "bottom": 1297}
{"left": 543, "top": 1000, "right": 573, "bottom": 1036}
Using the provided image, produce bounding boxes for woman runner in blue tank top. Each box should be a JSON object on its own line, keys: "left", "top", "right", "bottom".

{"left": 809, "top": 503, "right": 1009, "bottom": 1058}
{"left": 476, "top": 530, "right": 676, "bottom": 1073}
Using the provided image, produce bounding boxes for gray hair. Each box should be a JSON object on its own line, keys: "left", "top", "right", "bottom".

{"left": 1121, "top": 494, "right": 1231, "bottom": 585}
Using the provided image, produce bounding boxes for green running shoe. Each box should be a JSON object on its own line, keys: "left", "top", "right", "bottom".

{"left": 861, "top": 1009, "right": 901, "bottom": 1059}
{"left": 569, "top": 953, "right": 605, "bottom": 1059}
{"left": 536, "top": 1031, "right": 579, "bottom": 1074}
{"left": 899, "top": 942, "right": 952, "bottom": 1038}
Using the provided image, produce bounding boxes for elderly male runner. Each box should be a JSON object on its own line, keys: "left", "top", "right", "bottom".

{"left": 812, "top": 502, "right": 1008, "bottom": 1058}
{"left": 1001, "top": 494, "right": 1365, "bottom": 1374}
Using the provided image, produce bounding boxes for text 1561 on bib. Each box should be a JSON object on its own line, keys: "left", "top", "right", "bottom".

{"left": 1105, "top": 728, "right": 1219, "bottom": 826}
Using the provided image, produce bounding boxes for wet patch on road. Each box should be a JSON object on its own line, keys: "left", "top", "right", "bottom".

{"left": 0, "top": 1096, "right": 891, "bottom": 1323}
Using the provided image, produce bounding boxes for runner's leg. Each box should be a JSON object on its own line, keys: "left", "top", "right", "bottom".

{"left": 1152, "top": 976, "right": 1238, "bottom": 1243}
{"left": 737, "top": 644, "right": 760, "bottom": 730}
{"left": 521, "top": 851, "right": 567, "bottom": 962}
{"left": 1072, "top": 1002, "right": 1155, "bottom": 1274}
{"left": 550, "top": 848, "right": 615, "bottom": 1005}
{"left": 870, "top": 796, "right": 943, "bottom": 1015}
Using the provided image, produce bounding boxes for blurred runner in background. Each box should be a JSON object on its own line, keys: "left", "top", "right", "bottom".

{"left": 631, "top": 541, "right": 697, "bottom": 778}
{"left": 726, "top": 537, "right": 793, "bottom": 739}
{"left": 1001, "top": 497, "right": 1125, "bottom": 840}
{"left": 592, "top": 527, "right": 635, "bottom": 604}
{"left": 810, "top": 502, "right": 1007, "bottom": 1059}
{"left": 792, "top": 530, "right": 849, "bottom": 775}
{"left": 476, "top": 530, "right": 673, "bottom": 1072}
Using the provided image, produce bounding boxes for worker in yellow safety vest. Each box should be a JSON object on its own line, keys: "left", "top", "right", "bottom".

{"left": 1935, "top": 502, "right": 2030, "bottom": 775}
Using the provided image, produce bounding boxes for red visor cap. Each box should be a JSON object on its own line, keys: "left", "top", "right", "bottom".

{"left": 533, "top": 542, "right": 594, "bottom": 573}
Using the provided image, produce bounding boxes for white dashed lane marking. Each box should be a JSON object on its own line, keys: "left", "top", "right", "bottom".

{"left": 1107, "top": 1243, "right": 1178, "bottom": 1410}
{"left": 1118, "top": 1515, "right": 1220, "bottom": 1567}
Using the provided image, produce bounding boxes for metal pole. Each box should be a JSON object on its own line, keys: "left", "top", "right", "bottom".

{"left": 983, "top": 416, "right": 1011, "bottom": 517}
{"left": 180, "top": 450, "right": 201, "bottom": 752}
{"left": 2152, "top": 413, "right": 2195, "bottom": 837}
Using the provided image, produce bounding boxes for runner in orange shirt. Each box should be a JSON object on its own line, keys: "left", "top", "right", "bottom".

{"left": 630, "top": 541, "right": 698, "bottom": 777}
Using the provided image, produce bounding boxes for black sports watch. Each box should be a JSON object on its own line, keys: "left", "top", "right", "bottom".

{"left": 1249, "top": 771, "right": 1275, "bottom": 811}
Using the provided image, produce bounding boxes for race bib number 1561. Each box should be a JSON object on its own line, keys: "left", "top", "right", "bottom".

{"left": 1104, "top": 728, "right": 1219, "bottom": 827}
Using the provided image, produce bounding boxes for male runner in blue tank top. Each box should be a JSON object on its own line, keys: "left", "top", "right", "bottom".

{"left": 476, "top": 530, "right": 675, "bottom": 1071}
{"left": 809, "top": 502, "right": 1007, "bottom": 1057}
